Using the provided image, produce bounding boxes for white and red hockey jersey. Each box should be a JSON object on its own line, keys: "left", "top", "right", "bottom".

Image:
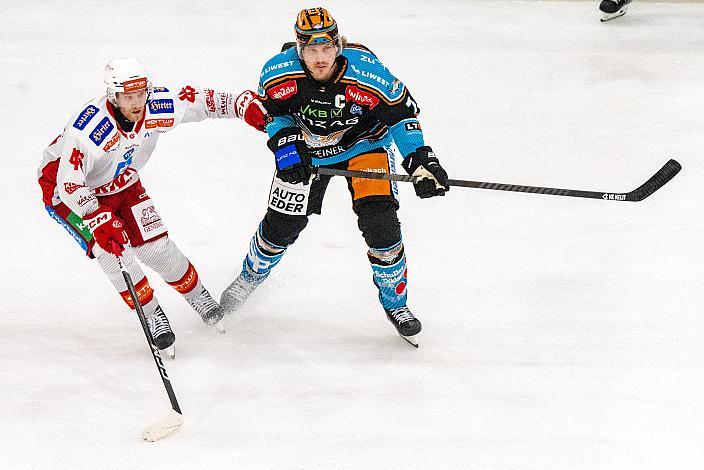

{"left": 39, "top": 85, "right": 239, "bottom": 216}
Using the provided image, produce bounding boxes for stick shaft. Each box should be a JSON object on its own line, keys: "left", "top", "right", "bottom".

{"left": 116, "top": 254, "right": 182, "bottom": 414}
{"left": 312, "top": 159, "right": 681, "bottom": 202}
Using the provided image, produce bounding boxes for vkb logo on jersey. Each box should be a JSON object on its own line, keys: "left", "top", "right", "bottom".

{"left": 73, "top": 105, "right": 99, "bottom": 130}
{"left": 149, "top": 99, "right": 174, "bottom": 114}
{"left": 89, "top": 117, "right": 114, "bottom": 146}
{"left": 113, "top": 148, "right": 136, "bottom": 178}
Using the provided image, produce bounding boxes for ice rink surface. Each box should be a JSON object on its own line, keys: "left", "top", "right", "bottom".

{"left": 2, "top": 1, "right": 703, "bottom": 468}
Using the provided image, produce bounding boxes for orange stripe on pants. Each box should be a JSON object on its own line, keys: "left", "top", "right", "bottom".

{"left": 167, "top": 262, "right": 199, "bottom": 295}
{"left": 120, "top": 277, "right": 154, "bottom": 309}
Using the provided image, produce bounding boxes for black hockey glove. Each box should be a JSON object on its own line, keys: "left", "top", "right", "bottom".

{"left": 267, "top": 127, "right": 312, "bottom": 185}
{"left": 401, "top": 146, "right": 450, "bottom": 198}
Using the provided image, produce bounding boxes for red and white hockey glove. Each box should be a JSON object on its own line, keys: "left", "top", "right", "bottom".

{"left": 84, "top": 207, "right": 129, "bottom": 255}
{"left": 235, "top": 90, "right": 269, "bottom": 132}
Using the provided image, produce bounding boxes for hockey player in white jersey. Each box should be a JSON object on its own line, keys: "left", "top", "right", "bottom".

{"left": 38, "top": 58, "right": 260, "bottom": 352}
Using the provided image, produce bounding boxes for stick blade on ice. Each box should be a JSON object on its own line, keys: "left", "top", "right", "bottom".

{"left": 142, "top": 409, "right": 183, "bottom": 442}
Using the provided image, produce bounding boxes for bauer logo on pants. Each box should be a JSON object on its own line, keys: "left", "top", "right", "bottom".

{"left": 268, "top": 176, "right": 310, "bottom": 216}
{"left": 131, "top": 200, "right": 167, "bottom": 241}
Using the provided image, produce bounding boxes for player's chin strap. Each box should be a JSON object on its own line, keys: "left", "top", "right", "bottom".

{"left": 311, "top": 159, "right": 682, "bottom": 202}
{"left": 110, "top": 241, "right": 184, "bottom": 442}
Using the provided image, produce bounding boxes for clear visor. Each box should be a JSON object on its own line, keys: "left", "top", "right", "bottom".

{"left": 296, "top": 34, "right": 342, "bottom": 58}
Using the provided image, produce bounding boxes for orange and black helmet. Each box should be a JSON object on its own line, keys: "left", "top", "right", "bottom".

{"left": 294, "top": 7, "right": 342, "bottom": 57}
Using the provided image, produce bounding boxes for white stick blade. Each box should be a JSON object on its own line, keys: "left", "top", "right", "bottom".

{"left": 142, "top": 409, "right": 183, "bottom": 442}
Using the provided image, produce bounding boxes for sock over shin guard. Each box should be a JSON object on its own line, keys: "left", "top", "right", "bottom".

{"left": 368, "top": 241, "right": 407, "bottom": 311}
{"left": 243, "top": 225, "right": 286, "bottom": 277}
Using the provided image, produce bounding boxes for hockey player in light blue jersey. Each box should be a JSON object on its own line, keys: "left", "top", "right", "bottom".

{"left": 222, "top": 7, "right": 450, "bottom": 346}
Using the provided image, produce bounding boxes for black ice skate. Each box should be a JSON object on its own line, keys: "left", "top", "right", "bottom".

{"left": 599, "top": 0, "right": 633, "bottom": 22}
{"left": 188, "top": 287, "right": 224, "bottom": 326}
{"left": 147, "top": 306, "right": 176, "bottom": 353}
{"left": 385, "top": 306, "right": 422, "bottom": 348}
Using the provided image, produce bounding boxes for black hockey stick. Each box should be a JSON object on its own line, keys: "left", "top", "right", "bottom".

{"left": 312, "top": 159, "right": 682, "bottom": 202}
{"left": 112, "top": 242, "right": 183, "bottom": 441}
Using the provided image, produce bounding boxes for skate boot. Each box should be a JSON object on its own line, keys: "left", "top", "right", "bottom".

{"left": 599, "top": 0, "right": 633, "bottom": 22}
{"left": 188, "top": 287, "right": 224, "bottom": 326}
{"left": 386, "top": 306, "right": 422, "bottom": 347}
{"left": 146, "top": 306, "right": 176, "bottom": 350}
{"left": 220, "top": 264, "right": 268, "bottom": 314}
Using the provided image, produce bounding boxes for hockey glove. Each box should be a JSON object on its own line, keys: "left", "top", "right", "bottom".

{"left": 267, "top": 127, "right": 312, "bottom": 185}
{"left": 235, "top": 90, "right": 269, "bottom": 132}
{"left": 401, "top": 146, "right": 450, "bottom": 198}
{"left": 83, "top": 206, "right": 129, "bottom": 255}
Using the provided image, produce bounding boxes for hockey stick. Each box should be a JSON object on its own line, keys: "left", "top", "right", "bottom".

{"left": 312, "top": 159, "right": 682, "bottom": 202}
{"left": 112, "top": 242, "right": 183, "bottom": 442}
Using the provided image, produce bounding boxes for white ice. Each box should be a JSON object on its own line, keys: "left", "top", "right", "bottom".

{"left": 2, "top": 1, "right": 703, "bottom": 469}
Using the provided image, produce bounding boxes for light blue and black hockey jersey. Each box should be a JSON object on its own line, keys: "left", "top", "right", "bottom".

{"left": 257, "top": 43, "right": 426, "bottom": 166}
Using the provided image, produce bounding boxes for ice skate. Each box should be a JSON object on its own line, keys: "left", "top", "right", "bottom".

{"left": 220, "top": 264, "right": 268, "bottom": 314}
{"left": 600, "top": 0, "right": 632, "bottom": 22}
{"left": 385, "top": 306, "right": 422, "bottom": 348}
{"left": 188, "top": 287, "right": 224, "bottom": 327}
{"left": 147, "top": 306, "right": 176, "bottom": 357}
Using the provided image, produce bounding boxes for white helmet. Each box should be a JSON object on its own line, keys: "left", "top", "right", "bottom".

{"left": 103, "top": 57, "right": 153, "bottom": 104}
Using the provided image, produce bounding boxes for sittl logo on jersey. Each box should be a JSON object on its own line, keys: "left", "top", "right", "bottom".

{"left": 345, "top": 85, "right": 379, "bottom": 110}
{"left": 103, "top": 133, "right": 119, "bottom": 152}
{"left": 145, "top": 118, "right": 174, "bottom": 129}
{"left": 123, "top": 77, "right": 148, "bottom": 93}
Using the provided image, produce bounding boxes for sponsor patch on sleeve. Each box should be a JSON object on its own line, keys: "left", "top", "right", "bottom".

{"left": 404, "top": 121, "right": 421, "bottom": 132}
{"left": 148, "top": 99, "right": 174, "bottom": 114}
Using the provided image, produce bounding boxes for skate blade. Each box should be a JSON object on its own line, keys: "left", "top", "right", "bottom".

{"left": 215, "top": 321, "right": 226, "bottom": 334}
{"left": 600, "top": 8, "right": 628, "bottom": 22}
{"left": 165, "top": 344, "right": 175, "bottom": 360}
{"left": 400, "top": 333, "right": 419, "bottom": 348}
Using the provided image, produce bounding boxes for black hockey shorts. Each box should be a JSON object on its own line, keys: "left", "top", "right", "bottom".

{"left": 261, "top": 148, "right": 402, "bottom": 249}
